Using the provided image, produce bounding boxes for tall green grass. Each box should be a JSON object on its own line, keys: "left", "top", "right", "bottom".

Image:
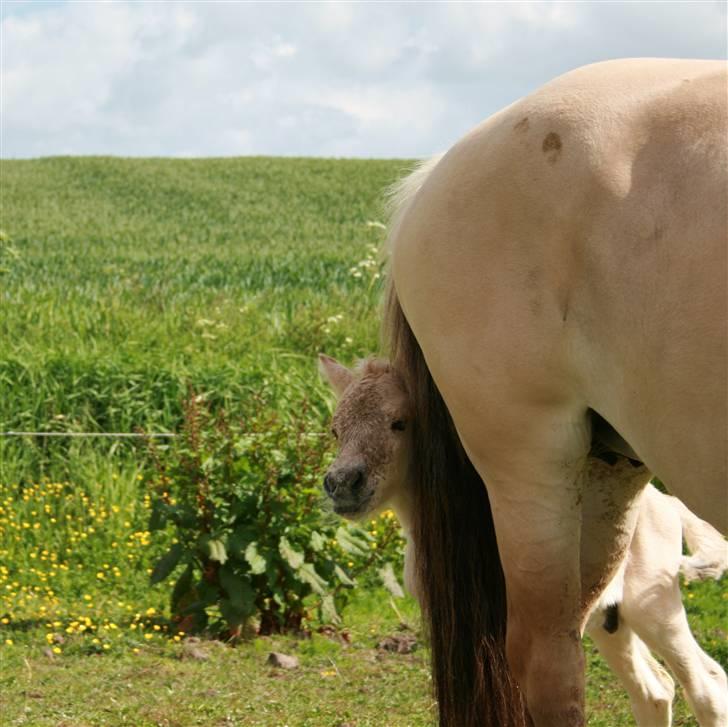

{"left": 1, "top": 156, "right": 410, "bottom": 482}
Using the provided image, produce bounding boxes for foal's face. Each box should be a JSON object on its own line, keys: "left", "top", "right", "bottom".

{"left": 320, "top": 356, "right": 411, "bottom": 520}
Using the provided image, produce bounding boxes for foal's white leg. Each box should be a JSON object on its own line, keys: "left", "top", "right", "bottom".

{"left": 586, "top": 609, "right": 675, "bottom": 726}
{"left": 627, "top": 586, "right": 728, "bottom": 727}
{"left": 623, "top": 490, "right": 728, "bottom": 727}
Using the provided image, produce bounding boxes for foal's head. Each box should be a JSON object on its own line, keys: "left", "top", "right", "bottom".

{"left": 319, "top": 354, "right": 411, "bottom": 519}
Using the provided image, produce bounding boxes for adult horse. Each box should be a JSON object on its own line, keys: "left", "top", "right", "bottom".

{"left": 320, "top": 354, "right": 728, "bottom": 726}
{"left": 384, "top": 59, "right": 726, "bottom": 726}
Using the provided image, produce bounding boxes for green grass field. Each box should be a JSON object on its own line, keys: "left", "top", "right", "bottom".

{"left": 0, "top": 157, "right": 725, "bottom": 725}
{"left": 1, "top": 156, "right": 405, "bottom": 483}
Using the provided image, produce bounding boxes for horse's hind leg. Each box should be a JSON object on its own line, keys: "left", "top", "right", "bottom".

{"left": 586, "top": 608, "right": 675, "bottom": 726}
{"left": 461, "top": 404, "right": 593, "bottom": 727}
{"left": 462, "top": 408, "right": 657, "bottom": 725}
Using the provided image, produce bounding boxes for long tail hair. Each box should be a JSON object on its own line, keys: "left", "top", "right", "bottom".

{"left": 382, "top": 161, "right": 526, "bottom": 726}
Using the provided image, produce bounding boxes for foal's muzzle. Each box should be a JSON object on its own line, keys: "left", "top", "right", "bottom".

{"left": 323, "top": 464, "right": 369, "bottom": 515}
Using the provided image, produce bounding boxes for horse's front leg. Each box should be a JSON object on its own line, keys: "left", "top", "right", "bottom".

{"left": 462, "top": 405, "right": 592, "bottom": 727}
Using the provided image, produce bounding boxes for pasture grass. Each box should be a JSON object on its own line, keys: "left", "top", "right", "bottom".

{"left": 1, "top": 157, "right": 726, "bottom": 725}
{"left": 1, "top": 581, "right": 725, "bottom": 726}
{"left": 1, "top": 156, "right": 402, "bottom": 482}
{"left": 0, "top": 467, "right": 724, "bottom": 725}
{"left": 2, "top": 589, "right": 434, "bottom": 727}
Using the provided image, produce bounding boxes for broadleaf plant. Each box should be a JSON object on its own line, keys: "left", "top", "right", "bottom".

{"left": 147, "top": 387, "right": 406, "bottom": 637}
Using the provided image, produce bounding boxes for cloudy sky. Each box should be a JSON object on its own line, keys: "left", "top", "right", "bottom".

{"left": 2, "top": 1, "right": 725, "bottom": 159}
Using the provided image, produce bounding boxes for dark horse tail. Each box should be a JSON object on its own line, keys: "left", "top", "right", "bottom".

{"left": 383, "top": 281, "right": 526, "bottom": 726}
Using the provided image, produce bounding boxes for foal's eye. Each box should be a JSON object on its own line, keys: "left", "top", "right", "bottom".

{"left": 391, "top": 420, "right": 406, "bottom": 432}
{"left": 331, "top": 428, "right": 338, "bottom": 440}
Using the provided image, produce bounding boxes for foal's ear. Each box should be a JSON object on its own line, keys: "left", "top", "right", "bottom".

{"left": 318, "top": 354, "right": 354, "bottom": 398}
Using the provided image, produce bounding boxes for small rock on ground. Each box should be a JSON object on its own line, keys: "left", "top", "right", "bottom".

{"left": 267, "top": 651, "right": 299, "bottom": 669}
{"left": 179, "top": 639, "right": 210, "bottom": 661}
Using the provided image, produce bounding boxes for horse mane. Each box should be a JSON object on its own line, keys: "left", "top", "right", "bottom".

{"left": 382, "top": 158, "right": 526, "bottom": 726}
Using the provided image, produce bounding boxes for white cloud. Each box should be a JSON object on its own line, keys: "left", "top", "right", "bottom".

{"left": 1, "top": 0, "right": 725, "bottom": 158}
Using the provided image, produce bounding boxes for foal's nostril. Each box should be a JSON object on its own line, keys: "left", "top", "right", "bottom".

{"left": 349, "top": 468, "right": 364, "bottom": 491}
{"left": 323, "top": 473, "right": 337, "bottom": 497}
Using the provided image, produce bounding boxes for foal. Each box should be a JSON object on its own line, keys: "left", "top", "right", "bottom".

{"left": 320, "top": 355, "right": 728, "bottom": 727}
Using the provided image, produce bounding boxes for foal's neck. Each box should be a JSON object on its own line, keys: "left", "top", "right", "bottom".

{"left": 387, "top": 482, "right": 415, "bottom": 536}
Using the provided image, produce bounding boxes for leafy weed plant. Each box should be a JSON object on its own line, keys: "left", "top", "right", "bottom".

{"left": 147, "top": 388, "right": 406, "bottom": 637}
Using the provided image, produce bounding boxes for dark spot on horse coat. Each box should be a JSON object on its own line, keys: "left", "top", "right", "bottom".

{"left": 542, "top": 132, "right": 562, "bottom": 163}
{"left": 602, "top": 604, "right": 619, "bottom": 634}
{"left": 514, "top": 116, "right": 530, "bottom": 132}
{"left": 542, "top": 132, "right": 562, "bottom": 152}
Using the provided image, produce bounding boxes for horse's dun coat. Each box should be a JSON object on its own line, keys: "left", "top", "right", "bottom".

{"left": 386, "top": 59, "right": 727, "bottom": 726}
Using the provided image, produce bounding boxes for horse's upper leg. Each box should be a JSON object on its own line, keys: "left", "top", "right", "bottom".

{"left": 460, "top": 402, "right": 591, "bottom": 727}
{"left": 579, "top": 458, "right": 650, "bottom": 615}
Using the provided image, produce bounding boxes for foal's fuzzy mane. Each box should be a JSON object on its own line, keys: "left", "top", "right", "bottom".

{"left": 351, "top": 358, "right": 411, "bottom": 398}
{"left": 352, "top": 357, "right": 393, "bottom": 379}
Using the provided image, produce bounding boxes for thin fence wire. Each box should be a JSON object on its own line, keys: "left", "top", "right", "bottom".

{"left": 0, "top": 431, "right": 327, "bottom": 438}
{"left": 0, "top": 432, "right": 176, "bottom": 438}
